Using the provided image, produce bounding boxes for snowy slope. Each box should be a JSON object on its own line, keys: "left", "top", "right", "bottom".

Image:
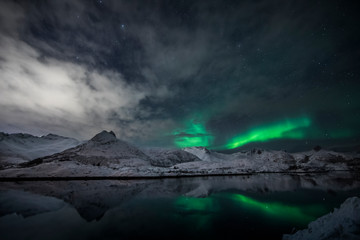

{"left": 0, "top": 148, "right": 359, "bottom": 178}
{"left": 0, "top": 132, "right": 80, "bottom": 167}
{"left": 182, "top": 147, "right": 359, "bottom": 173}
{"left": 26, "top": 130, "right": 151, "bottom": 169}
{"left": 283, "top": 197, "right": 360, "bottom": 240}
{"left": 183, "top": 147, "right": 238, "bottom": 161}
{"left": 292, "top": 149, "right": 359, "bottom": 171}
{"left": 0, "top": 189, "right": 65, "bottom": 218}
{"left": 144, "top": 148, "right": 200, "bottom": 167}
{"left": 0, "top": 130, "right": 359, "bottom": 178}
{"left": 178, "top": 148, "right": 298, "bottom": 173}
{"left": 76, "top": 130, "right": 149, "bottom": 159}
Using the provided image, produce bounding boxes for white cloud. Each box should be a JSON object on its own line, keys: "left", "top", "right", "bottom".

{"left": 0, "top": 35, "right": 149, "bottom": 139}
{"left": 0, "top": 1, "right": 178, "bottom": 142}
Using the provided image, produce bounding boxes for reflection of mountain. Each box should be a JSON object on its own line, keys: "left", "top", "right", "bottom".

{"left": 0, "top": 180, "right": 155, "bottom": 221}
{"left": 0, "top": 173, "right": 359, "bottom": 222}
{"left": 0, "top": 189, "right": 65, "bottom": 218}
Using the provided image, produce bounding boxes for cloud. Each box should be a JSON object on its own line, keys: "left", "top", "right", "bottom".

{"left": 0, "top": 0, "right": 359, "bottom": 150}
{"left": 0, "top": 1, "right": 173, "bottom": 141}
{"left": 0, "top": 34, "right": 148, "bottom": 138}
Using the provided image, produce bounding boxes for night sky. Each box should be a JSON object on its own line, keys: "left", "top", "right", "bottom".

{"left": 0, "top": 0, "right": 359, "bottom": 151}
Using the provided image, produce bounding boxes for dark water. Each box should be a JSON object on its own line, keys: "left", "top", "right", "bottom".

{"left": 0, "top": 173, "right": 360, "bottom": 240}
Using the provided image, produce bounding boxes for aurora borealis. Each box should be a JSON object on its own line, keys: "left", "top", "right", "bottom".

{"left": 172, "top": 116, "right": 312, "bottom": 149}
{"left": 172, "top": 119, "right": 214, "bottom": 148}
{"left": 224, "top": 117, "right": 311, "bottom": 149}
{"left": 0, "top": 0, "right": 359, "bottom": 151}
{"left": 171, "top": 115, "right": 354, "bottom": 150}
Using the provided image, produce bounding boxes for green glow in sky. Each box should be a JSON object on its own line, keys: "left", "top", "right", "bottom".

{"left": 225, "top": 117, "right": 311, "bottom": 149}
{"left": 172, "top": 119, "right": 214, "bottom": 148}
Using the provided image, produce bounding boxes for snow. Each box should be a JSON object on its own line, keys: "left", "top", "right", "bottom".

{"left": 283, "top": 197, "right": 360, "bottom": 240}
{"left": 144, "top": 148, "right": 200, "bottom": 167}
{"left": 0, "top": 132, "right": 80, "bottom": 168}
{"left": 21, "top": 130, "right": 152, "bottom": 171}
{"left": 183, "top": 146, "right": 239, "bottom": 161}
{"left": 0, "top": 131, "right": 359, "bottom": 178}
{"left": 89, "top": 130, "right": 116, "bottom": 143}
{"left": 73, "top": 130, "right": 149, "bottom": 160}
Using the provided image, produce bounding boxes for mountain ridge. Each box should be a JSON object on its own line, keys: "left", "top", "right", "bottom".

{"left": 0, "top": 130, "right": 359, "bottom": 178}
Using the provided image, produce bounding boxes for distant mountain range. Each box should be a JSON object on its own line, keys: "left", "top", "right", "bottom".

{"left": 0, "top": 130, "right": 359, "bottom": 178}
{"left": 0, "top": 132, "right": 80, "bottom": 168}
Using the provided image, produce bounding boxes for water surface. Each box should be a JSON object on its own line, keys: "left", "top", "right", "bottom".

{"left": 0, "top": 172, "right": 359, "bottom": 240}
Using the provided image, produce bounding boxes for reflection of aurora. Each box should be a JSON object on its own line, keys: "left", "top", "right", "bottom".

{"left": 226, "top": 193, "right": 326, "bottom": 224}
{"left": 174, "top": 193, "right": 327, "bottom": 227}
{"left": 175, "top": 196, "right": 217, "bottom": 212}
{"left": 174, "top": 196, "right": 217, "bottom": 228}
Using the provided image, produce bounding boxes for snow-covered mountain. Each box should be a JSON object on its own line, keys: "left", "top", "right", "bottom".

{"left": 183, "top": 147, "right": 237, "bottom": 161}
{"left": 12, "top": 131, "right": 201, "bottom": 177}
{"left": 181, "top": 147, "right": 360, "bottom": 172}
{"left": 0, "top": 132, "right": 80, "bottom": 168}
{"left": 0, "top": 130, "right": 359, "bottom": 178}
{"left": 144, "top": 148, "right": 200, "bottom": 167}
{"left": 25, "top": 130, "right": 151, "bottom": 168}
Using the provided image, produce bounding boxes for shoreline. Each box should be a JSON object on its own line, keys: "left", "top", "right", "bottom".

{"left": 0, "top": 170, "right": 356, "bottom": 182}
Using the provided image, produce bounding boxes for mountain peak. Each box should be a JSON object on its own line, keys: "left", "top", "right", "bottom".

{"left": 90, "top": 130, "right": 117, "bottom": 143}
{"left": 183, "top": 146, "right": 211, "bottom": 153}
{"left": 41, "top": 133, "right": 66, "bottom": 140}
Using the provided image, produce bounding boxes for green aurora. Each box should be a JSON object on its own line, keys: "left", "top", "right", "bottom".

{"left": 171, "top": 115, "right": 354, "bottom": 150}
{"left": 172, "top": 116, "right": 312, "bottom": 149}
{"left": 225, "top": 117, "right": 311, "bottom": 149}
{"left": 172, "top": 119, "right": 214, "bottom": 148}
